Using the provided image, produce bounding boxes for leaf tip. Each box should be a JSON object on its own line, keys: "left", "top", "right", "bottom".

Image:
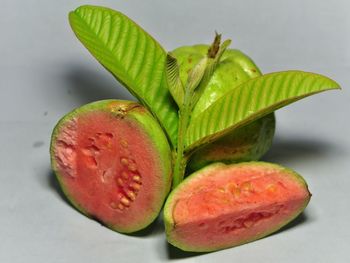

{"left": 314, "top": 72, "right": 342, "bottom": 91}
{"left": 68, "top": 5, "right": 89, "bottom": 25}
{"left": 166, "top": 52, "right": 176, "bottom": 63}
{"left": 69, "top": 5, "right": 85, "bottom": 15}
{"left": 331, "top": 79, "right": 342, "bottom": 90}
{"left": 222, "top": 39, "right": 232, "bottom": 49}
{"left": 68, "top": 10, "right": 76, "bottom": 22}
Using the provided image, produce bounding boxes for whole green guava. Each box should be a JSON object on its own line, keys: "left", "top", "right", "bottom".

{"left": 171, "top": 45, "right": 275, "bottom": 172}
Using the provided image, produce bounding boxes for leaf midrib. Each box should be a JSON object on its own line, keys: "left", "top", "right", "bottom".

{"left": 185, "top": 71, "right": 340, "bottom": 151}
{"left": 71, "top": 8, "right": 170, "bottom": 123}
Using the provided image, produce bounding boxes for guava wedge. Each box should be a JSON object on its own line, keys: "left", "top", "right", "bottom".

{"left": 50, "top": 100, "right": 172, "bottom": 233}
{"left": 164, "top": 162, "right": 311, "bottom": 252}
{"left": 171, "top": 45, "right": 276, "bottom": 171}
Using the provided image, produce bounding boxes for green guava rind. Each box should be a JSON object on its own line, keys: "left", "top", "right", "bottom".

{"left": 171, "top": 45, "right": 276, "bottom": 171}
{"left": 50, "top": 100, "right": 172, "bottom": 233}
{"left": 164, "top": 162, "right": 311, "bottom": 252}
{"left": 188, "top": 113, "right": 275, "bottom": 172}
{"left": 172, "top": 45, "right": 262, "bottom": 118}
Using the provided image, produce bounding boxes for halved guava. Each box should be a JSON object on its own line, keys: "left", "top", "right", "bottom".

{"left": 50, "top": 100, "right": 172, "bottom": 233}
{"left": 171, "top": 45, "right": 275, "bottom": 171}
{"left": 164, "top": 162, "right": 311, "bottom": 252}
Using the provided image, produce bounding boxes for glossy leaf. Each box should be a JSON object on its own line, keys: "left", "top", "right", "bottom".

{"left": 185, "top": 71, "right": 340, "bottom": 152}
{"left": 186, "top": 57, "right": 208, "bottom": 92}
{"left": 69, "top": 5, "right": 178, "bottom": 146}
{"left": 166, "top": 54, "right": 184, "bottom": 107}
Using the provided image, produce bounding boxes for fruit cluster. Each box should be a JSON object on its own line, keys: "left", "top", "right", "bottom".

{"left": 50, "top": 5, "right": 339, "bottom": 252}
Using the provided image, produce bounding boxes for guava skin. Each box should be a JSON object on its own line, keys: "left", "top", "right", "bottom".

{"left": 188, "top": 113, "right": 275, "bottom": 171}
{"left": 50, "top": 100, "right": 172, "bottom": 233}
{"left": 172, "top": 45, "right": 262, "bottom": 118}
{"left": 171, "top": 45, "right": 276, "bottom": 171}
{"left": 164, "top": 162, "right": 311, "bottom": 252}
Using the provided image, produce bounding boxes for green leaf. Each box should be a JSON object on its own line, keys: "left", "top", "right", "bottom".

{"left": 192, "top": 38, "right": 231, "bottom": 107}
{"left": 69, "top": 5, "right": 178, "bottom": 146}
{"left": 186, "top": 57, "right": 208, "bottom": 92}
{"left": 165, "top": 54, "right": 184, "bottom": 107}
{"left": 216, "top": 39, "right": 232, "bottom": 59}
{"left": 185, "top": 71, "right": 340, "bottom": 152}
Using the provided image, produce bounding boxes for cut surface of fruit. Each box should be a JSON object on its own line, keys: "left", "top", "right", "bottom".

{"left": 51, "top": 100, "right": 172, "bottom": 233}
{"left": 164, "top": 162, "right": 311, "bottom": 252}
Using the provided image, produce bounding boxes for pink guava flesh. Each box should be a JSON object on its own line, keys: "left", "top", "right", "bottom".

{"left": 165, "top": 163, "right": 311, "bottom": 251}
{"left": 53, "top": 110, "right": 164, "bottom": 232}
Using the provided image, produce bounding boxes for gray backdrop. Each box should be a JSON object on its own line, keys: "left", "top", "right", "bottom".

{"left": 1, "top": 0, "right": 349, "bottom": 262}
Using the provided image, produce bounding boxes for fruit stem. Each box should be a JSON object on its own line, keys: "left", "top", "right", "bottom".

{"left": 172, "top": 87, "right": 192, "bottom": 188}
{"left": 171, "top": 33, "right": 229, "bottom": 189}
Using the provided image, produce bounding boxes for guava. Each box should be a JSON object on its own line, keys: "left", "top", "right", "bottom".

{"left": 50, "top": 100, "right": 172, "bottom": 233}
{"left": 171, "top": 45, "right": 276, "bottom": 171}
{"left": 164, "top": 162, "right": 311, "bottom": 252}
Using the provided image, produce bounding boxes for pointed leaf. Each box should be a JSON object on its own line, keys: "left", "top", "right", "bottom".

{"left": 185, "top": 71, "right": 340, "bottom": 152}
{"left": 69, "top": 5, "right": 178, "bottom": 146}
{"left": 216, "top": 39, "right": 232, "bottom": 59}
{"left": 186, "top": 57, "right": 208, "bottom": 92}
{"left": 208, "top": 39, "right": 231, "bottom": 74}
{"left": 165, "top": 54, "right": 184, "bottom": 107}
{"left": 192, "top": 39, "right": 232, "bottom": 107}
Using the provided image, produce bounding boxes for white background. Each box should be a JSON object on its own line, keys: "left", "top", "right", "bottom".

{"left": 0, "top": 0, "right": 349, "bottom": 262}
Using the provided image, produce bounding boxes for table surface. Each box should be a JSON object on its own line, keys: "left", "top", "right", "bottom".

{"left": 1, "top": 0, "right": 349, "bottom": 262}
